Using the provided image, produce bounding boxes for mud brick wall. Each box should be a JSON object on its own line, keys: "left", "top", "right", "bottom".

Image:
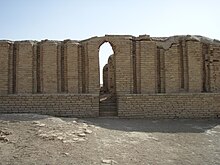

{"left": 16, "top": 42, "right": 33, "bottom": 93}
{"left": 164, "top": 44, "right": 180, "bottom": 93}
{"left": 65, "top": 41, "right": 79, "bottom": 93}
{"left": 40, "top": 41, "right": 58, "bottom": 93}
{"left": 0, "top": 42, "right": 10, "bottom": 94}
{"left": 108, "top": 55, "right": 115, "bottom": 94}
{"left": 102, "top": 64, "right": 108, "bottom": 93}
{"left": 139, "top": 41, "right": 157, "bottom": 94}
{"left": 0, "top": 35, "right": 220, "bottom": 118}
{"left": 0, "top": 94, "right": 99, "bottom": 117}
{"left": 188, "top": 41, "right": 203, "bottom": 92}
{"left": 117, "top": 94, "right": 220, "bottom": 118}
{"left": 211, "top": 46, "right": 220, "bottom": 92}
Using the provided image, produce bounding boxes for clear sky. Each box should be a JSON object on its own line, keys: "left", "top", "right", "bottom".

{"left": 0, "top": 0, "right": 219, "bottom": 83}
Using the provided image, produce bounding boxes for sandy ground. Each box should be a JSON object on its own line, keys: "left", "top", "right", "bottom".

{"left": 0, "top": 114, "right": 220, "bottom": 165}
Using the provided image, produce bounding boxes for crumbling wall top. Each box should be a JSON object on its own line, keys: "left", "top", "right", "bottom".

{"left": 152, "top": 35, "right": 220, "bottom": 49}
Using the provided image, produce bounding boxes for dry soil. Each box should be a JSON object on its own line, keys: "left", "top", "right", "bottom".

{"left": 0, "top": 114, "right": 220, "bottom": 165}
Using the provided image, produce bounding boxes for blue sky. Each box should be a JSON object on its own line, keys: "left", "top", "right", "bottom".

{"left": 0, "top": 0, "right": 219, "bottom": 83}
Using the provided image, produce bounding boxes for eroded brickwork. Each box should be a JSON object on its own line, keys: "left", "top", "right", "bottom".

{"left": 0, "top": 35, "right": 220, "bottom": 118}
{"left": 0, "top": 94, "right": 99, "bottom": 117}
{"left": 117, "top": 94, "right": 220, "bottom": 118}
{"left": 102, "top": 54, "right": 115, "bottom": 94}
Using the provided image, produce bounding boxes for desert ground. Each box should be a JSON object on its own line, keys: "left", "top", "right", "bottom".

{"left": 0, "top": 114, "right": 220, "bottom": 165}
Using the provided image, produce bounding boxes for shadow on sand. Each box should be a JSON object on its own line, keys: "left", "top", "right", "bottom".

{"left": 0, "top": 113, "right": 219, "bottom": 133}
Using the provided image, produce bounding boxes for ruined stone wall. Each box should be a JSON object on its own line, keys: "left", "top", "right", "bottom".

{"left": 117, "top": 93, "right": 220, "bottom": 118}
{"left": 102, "top": 54, "right": 115, "bottom": 94}
{"left": 102, "top": 64, "right": 108, "bottom": 93}
{"left": 108, "top": 55, "right": 115, "bottom": 94}
{"left": 0, "top": 94, "right": 99, "bottom": 117}
{"left": 0, "top": 35, "right": 220, "bottom": 118}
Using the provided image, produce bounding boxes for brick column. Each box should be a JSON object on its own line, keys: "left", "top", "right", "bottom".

{"left": 165, "top": 44, "right": 180, "bottom": 93}
{"left": 87, "top": 42, "right": 99, "bottom": 94}
{"left": 17, "top": 41, "right": 33, "bottom": 93}
{"left": 0, "top": 41, "right": 10, "bottom": 95}
{"left": 65, "top": 41, "right": 79, "bottom": 93}
{"left": 187, "top": 41, "right": 203, "bottom": 92}
{"left": 115, "top": 39, "right": 132, "bottom": 94}
{"left": 210, "top": 46, "right": 220, "bottom": 92}
{"left": 140, "top": 41, "right": 157, "bottom": 94}
{"left": 41, "top": 41, "right": 58, "bottom": 93}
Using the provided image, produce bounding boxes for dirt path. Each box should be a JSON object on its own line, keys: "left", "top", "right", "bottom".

{"left": 0, "top": 114, "right": 220, "bottom": 165}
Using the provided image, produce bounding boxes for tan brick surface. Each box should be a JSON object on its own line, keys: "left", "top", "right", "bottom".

{"left": 65, "top": 41, "right": 79, "bottom": 93}
{"left": 117, "top": 93, "right": 220, "bottom": 118}
{"left": 17, "top": 42, "right": 33, "bottom": 93}
{"left": 0, "top": 42, "right": 10, "bottom": 94}
{"left": 187, "top": 41, "right": 203, "bottom": 92}
{"left": 0, "top": 35, "right": 220, "bottom": 118}
{"left": 165, "top": 44, "right": 180, "bottom": 93}
{"left": 41, "top": 41, "right": 58, "bottom": 93}
{"left": 140, "top": 41, "right": 157, "bottom": 94}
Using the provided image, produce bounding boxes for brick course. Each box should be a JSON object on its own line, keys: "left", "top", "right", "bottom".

{"left": 117, "top": 93, "right": 220, "bottom": 118}
{"left": 0, "top": 94, "right": 99, "bottom": 117}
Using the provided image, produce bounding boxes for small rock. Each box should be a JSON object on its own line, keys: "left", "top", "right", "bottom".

{"left": 73, "top": 137, "right": 79, "bottom": 141}
{"left": 62, "top": 152, "right": 70, "bottom": 156}
{"left": 32, "top": 121, "right": 40, "bottom": 124}
{"left": 78, "top": 138, "right": 86, "bottom": 142}
{"left": 39, "top": 134, "right": 49, "bottom": 139}
{"left": 81, "top": 123, "right": 88, "bottom": 128}
{"left": 72, "top": 121, "right": 77, "bottom": 124}
{"left": 102, "top": 159, "right": 118, "bottom": 164}
{"left": 84, "top": 129, "right": 92, "bottom": 134}
{"left": 33, "top": 121, "right": 46, "bottom": 127}
{"left": 0, "top": 136, "right": 9, "bottom": 142}
{"left": 38, "top": 123, "right": 46, "bottom": 127}
{"left": 0, "top": 130, "right": 12, "bottom": 135}
{"left": 57, "top": 136, "right": 64, "bottom": 140}
{"left": 78, "top": 133, "right": 86, "bottom": 137}
{"left": 62, "top": 140, "right": 74, "bottom": 143}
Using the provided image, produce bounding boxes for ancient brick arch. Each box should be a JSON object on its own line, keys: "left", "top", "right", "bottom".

{"left": 81, "top": 35, "right": 132, "bottom": 95}
{"left": 0, "top": 35, "right": 220, "bottom": 118}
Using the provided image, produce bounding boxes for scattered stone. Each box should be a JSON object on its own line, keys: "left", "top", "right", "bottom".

{"left": 73, "top": 137, "right": 79, "bottom": 141}
{"left": 57, "top": 136, "right": 64, "bottom": 140}
{"left": 81, "top": 123, "right": 88, "bottom": 128}
{"left": 72, "top": 121, "right": 77, "bottom": 124}
{"left": 32, "top": 121, "right": 46, "bottom": 127}
{"left": 102, "top": 159, "right": 118, "bottom": 164}
{"left": 0, "top": 136, "right": 9, "bottom": 142}
{"left": 39, "top": 133, "right": 49, "bottom": 139}
{"left": 78, "top": 138, "right": 86, "bottom": 142}
{"left": 62, "top": 140, "right": 74, "bottom": 143}
{"left": 84, "top": 129, "right": 92, "bottom": 134}
{"left": 62, "top": 152, "right": 70, "bottom": 156}
{"left": 0, "top": 130, "right": 12, "bottom": 136}
{"left": 38, "top": 123, "right": 46, "bottom": 127}
{"left": 78, "top": 133, "right": 86, "bottom": 137}
{"left": 32, "top": 121, "right": 40, "bottom": 124}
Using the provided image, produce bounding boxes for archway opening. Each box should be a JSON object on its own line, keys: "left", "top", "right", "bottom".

{"left": 99, "top": 42, "right": 114, "bottom": 94}
{"left": 98, "top": 41, "right": 117, "bottom": 116}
